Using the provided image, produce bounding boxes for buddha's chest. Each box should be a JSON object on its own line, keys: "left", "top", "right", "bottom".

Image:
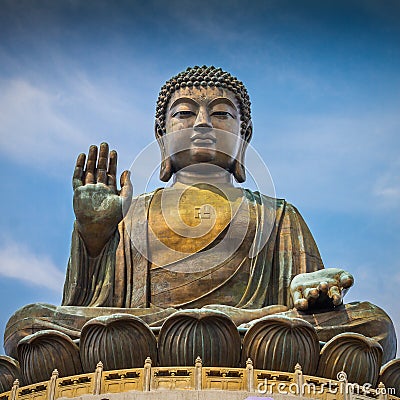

{"left": 148, "top": 186, "right": 242, "bottom": 262}
{"left": 146, "top": 186, "right": 258, "bottom": 307}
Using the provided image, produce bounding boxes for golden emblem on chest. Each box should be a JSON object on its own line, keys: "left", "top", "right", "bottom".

{"left": 147, "top": 184, "right": 244, "bottom": 262}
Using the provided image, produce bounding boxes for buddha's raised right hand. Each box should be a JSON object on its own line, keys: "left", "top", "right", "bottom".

{"left": 72, "top": 142, "right": 132, "bottom": 257}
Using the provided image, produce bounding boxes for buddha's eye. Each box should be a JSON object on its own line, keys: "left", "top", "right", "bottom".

{"left": 172, "top": 110, "right": 196, "bottom": 119}
{"left": 211, "top": 111, "right": 235, "bottom": 119}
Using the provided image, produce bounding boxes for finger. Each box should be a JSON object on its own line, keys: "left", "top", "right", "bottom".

{"left": 107, "top": 150, "right": 117, "bottom": 192}
{"left": 339, "top": 272, "right": 354, "bottom": 289}
{"left": 328, "top": 285, "right": 342, "bottom": 306}
{"left": 317, "top": 281, "right": 329, "bottom": 294}
{"left": 120, "top": 170, "right": 133, "bottom": 199}
{"left": 85, "top": 145, "right": 98, "bottom": 184}
{"left": 96, "top": 142, "right": 109, "bottom": 184}
{"left": 303, "top": 287, "right": 319, "bottom": 301}
{"left": 72, "top": 153, "right": 86, "bottom": 190}
{"left": 293, "top": 291, "right": 308, "bottom": 311}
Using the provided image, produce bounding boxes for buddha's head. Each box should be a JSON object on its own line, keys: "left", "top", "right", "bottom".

{"left": 155, "top": 66, "right": 252, "bottom": 183}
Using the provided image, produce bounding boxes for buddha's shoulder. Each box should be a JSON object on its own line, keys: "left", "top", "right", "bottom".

{"left": 131, "top": 188, "right": 301, "bottom": 214}
{"left": 244, "top": 191, "right": 306, "bottom": 219}
{"left": 242, "top": 189, "right": 286, "bottom": 208}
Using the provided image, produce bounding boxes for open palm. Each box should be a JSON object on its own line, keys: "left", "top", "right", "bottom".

{"left": 73, "top": 142, "right": 132, "bottom": 257}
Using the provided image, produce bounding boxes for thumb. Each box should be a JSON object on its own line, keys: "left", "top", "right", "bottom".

{"left": 120, "top": 170, "right": 133, "bottom": 200}
{"left": 339, "top": 271, "right": 354, "bottom": 289}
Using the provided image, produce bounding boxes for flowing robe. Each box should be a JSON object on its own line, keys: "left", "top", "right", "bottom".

{"left": 62, "top": 188, "right": 324, "bottom": 309}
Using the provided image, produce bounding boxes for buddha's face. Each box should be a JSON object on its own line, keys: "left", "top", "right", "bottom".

{"left": 162, "top": 86, "right": 243, "bottom": 176}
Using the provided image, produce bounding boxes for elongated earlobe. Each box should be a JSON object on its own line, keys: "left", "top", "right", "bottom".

{"left": 155, "top": 123, "right": 173, "bottom": 182}
{"left": 233, "top": 123, "right": 252, "bottom": 183}
{"left": 233, "top": 144, "right": 247, "bottom": 183}
{"left": 233, "top": 160, "right": 246, "bottom": 183}
{"left": 160, "top": 156, "right": 172, "bottom": 182}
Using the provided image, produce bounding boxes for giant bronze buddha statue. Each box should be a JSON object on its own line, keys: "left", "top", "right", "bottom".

{"left": 1, "top": 66, "right": 398, "bottom": 390}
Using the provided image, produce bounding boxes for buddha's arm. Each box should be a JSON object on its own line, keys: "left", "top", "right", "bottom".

{"left": 263, "top": 201, "right": 325, "bottom": 308}
{"left": 62, "top": 143, "right": 133, "bottom": 307}
{"left": 202, "top": 304, "right": 289, "bottom": 326}
{"left": 279, "top": 203, "right": 354, "bottom": 310}
{"left": 62, "top": 222, "right": 120, "bottom": 306}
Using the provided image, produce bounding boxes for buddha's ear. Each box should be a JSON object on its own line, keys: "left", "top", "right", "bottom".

{"left": 233, "top": 121, "right": 252, "bottom": 183}
{"left": 155, "top": 122, "right": 173, "bottom": 182}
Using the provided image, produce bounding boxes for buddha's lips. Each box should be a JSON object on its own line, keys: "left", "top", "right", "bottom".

{"left": 190, "top": 133, "right": 216, "bottom": 144}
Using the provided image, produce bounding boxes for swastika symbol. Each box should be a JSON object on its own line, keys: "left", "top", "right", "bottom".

{"left": 194, "top": 205, "right": 211, "bottom": 219}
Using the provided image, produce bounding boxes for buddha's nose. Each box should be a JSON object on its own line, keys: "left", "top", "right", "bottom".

{"left": 194, "top": 107, "right": 212, "bottom": 131}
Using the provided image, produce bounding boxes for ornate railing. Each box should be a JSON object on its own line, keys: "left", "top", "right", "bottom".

{"left": 0, "top": 358, "right": 398, "bottom": 400}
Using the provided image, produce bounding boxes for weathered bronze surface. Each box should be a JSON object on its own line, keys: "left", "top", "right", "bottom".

{"left": 1, "top": 65, "right": 398, "bottom": 389}
{"left": 158, "top": 309, "right": 241, "bottom": 367}
{"left": 280, "top": 301, "right": 397, "bottom": 364}
{"left": 0, "top": 356, "right": 20, "bottom": 392}
{"left": 380, "top": 358, "right": 400, "bottom": 395}
{"left": 17, "top": 330, "right": 82, "bottom": 385}
{"left": 80, "top": 314, "right": 157, "bottom": 372}
{"left": 242, "top": 315, "right": 320, "bottom": 374}
{"left": 316, "top": 332, "right": 383, "bottom": 386}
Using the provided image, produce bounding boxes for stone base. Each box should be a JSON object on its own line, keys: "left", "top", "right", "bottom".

{"left": 58, "top": 391, "right": 319, "bottom": 400}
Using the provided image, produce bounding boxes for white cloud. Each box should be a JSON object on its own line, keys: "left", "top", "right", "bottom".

{"left": 0, "top": 240, "right": 64, "bottom": 292}
{"left": 0, "top": 78, "right": 87, "bottom": 168}
{"left": 0, "top": 74, "right": 154, "bottom": 175}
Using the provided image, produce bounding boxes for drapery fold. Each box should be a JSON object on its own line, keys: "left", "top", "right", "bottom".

{"left": 62, "top": 190, "right": 324, "bottom": 309}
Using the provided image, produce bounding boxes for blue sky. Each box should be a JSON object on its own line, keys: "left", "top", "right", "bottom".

{"left": 0, "top": 0, "right": 399, "bottom": 357}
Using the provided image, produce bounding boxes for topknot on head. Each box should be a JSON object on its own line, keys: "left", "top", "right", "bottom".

{"left": 155, "top": 66, "right": 252, "bottom": 139}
